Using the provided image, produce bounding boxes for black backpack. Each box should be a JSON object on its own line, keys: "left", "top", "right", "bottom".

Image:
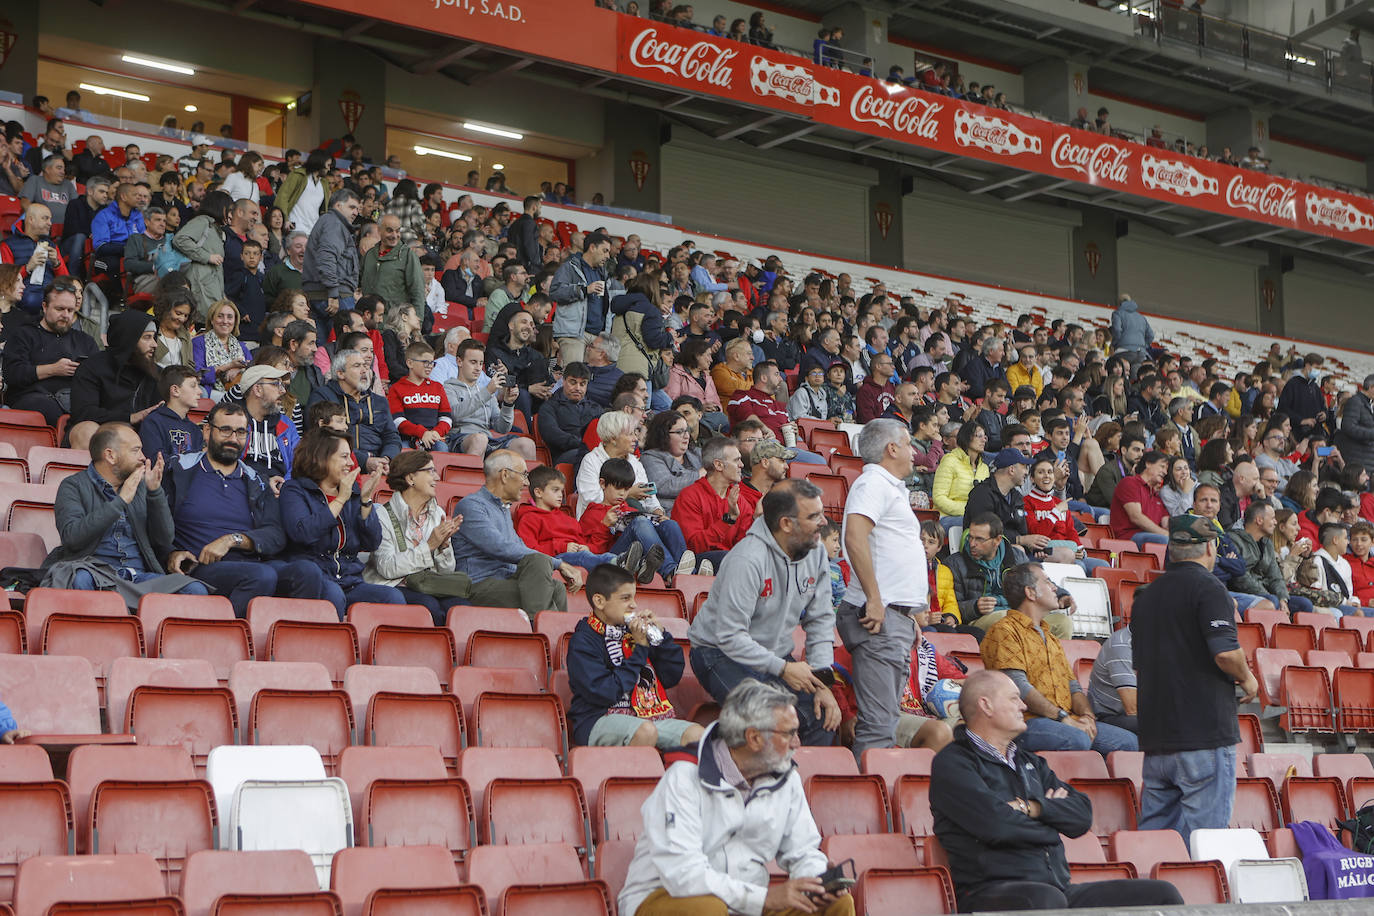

{"left": 1340, "top": 799, "right": 1374, "bottom": 854}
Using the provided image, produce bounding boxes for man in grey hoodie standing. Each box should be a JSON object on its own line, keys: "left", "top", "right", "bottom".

{"left": 688, "top": 479, "right": 842, "bottom": 746}
{"left": 1109, "top": 295, "right": 1154, "bottom": 377}
{"left": 302, "top": 189, "right": 361, "bottom": 340}
{"left": 550, "top": 231, "right": 612, "bottom": 367}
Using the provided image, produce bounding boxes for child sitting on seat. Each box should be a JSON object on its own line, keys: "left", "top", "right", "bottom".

{"left": 580, "top": 458, "right": 696, "bottom": 587}
{"left": 566, "top": 563, "right": 703, "bottom": 749}
{"left": 515, "top": 465, "right": 647, "bottom": 578}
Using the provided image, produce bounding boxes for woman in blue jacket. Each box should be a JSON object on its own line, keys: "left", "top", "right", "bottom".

{"left": 278, "top": 428, "right": 405, "bottom": 618}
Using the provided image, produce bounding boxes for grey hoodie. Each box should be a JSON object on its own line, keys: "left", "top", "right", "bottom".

{"left": 688, "top": 516, "right": 835, "bottom": 675}
{"left": 1109, "top": 298, "right": 1154, "bottom": 353}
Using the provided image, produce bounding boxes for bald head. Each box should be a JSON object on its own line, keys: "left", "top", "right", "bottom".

{"left": 958, "top": 669, "right": 1015, "bottom": 726}
{"left": 22, "top": 203, "right": 52, "bottom": 240}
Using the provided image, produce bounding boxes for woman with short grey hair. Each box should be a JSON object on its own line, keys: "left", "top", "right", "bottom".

{"left": 575, "top": 409, "right": 663, "bottom": 518}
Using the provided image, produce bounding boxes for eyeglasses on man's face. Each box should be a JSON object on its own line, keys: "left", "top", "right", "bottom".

{"left": 211, "top": 425, "right": 249, "bottom": 439}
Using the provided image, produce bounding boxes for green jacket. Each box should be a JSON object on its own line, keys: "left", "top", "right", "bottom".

{"left": 1230, "top": 528, "right": 1289, "bottom": 602}
{"left": 274, "top": 167, "right": 324, "bottom": 225}
{"left": 359, "top": 242, "right": 425, "bottom": 310}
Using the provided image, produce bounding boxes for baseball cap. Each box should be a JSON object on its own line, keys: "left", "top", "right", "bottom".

{"left": 1169, "top": 514, "right": 1220, "bottom": 545}
{"left": 239, "top": 365, "right": 289, "bottom": 391}
{"left": 991, "top": 447, "right": 1033, "bottom": 470}
{"left": 751, "top": 440, "right": 797, "bottom": 464}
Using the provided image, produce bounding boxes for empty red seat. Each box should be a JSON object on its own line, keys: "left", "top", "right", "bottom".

{"left": 484, "top": 776, "right": 591, "bottom": 855}
{"left": 1305, "top": 649, "right": 1351, "bottom": 680}
{"left": 1254, "top": 648, "right": 1303, "bottom": 706}
{"left": 350, "top": 604, "right": 456, "bottom": 686}
{"left": 450, "top": 666, "right": 541, "bottom": 735}
{"left": 1315, "top": 752, "right": 1374, "bottom": 789}
{"left": 0, "top": 780, "right": 73, "bottom": 903}
{"left": 1237, "top": 713, "right": 1264, "bottom": 758}
{"left": 245, "top": 597, "right": 342, "bottom": 658}
{"left": 24, "top": 587, "right": 128, "bottom": 655}
{"left": 854, "top": 867, "right": 956, "bottom": 916}
{"left": 88, "top": 779, "right": 217, "bottom": 893}
{"left": 0, "top": 610, "right": 24, "bottom": 655}
{"left": 42, "top": 612, "right": 145, "bottom": 704}
{"left": 860, "top": 748, "right": 935, "bottom": 797}
{"left": 1037, "top": 751, "right": 1108, "bottom": 781}
{"left": 473, "top": 692, "right": 567, "bottom": 761}
{"left": 67, "top": 745, "right": 197, "bottom": 853}
{"left": 140, "top": 594, "right": 250, "bottom": 681}
{"left": 1279, "top": 665, "right": 1334, "bottom": 733}
{"left": 793, "top": 746, "right": 861, "bottom": 783}
{"left": 1060, "top": 832, "right": 1106, "bottom": 864}
{"left": 806, "top": 774, "right": 891, "bottom": 836}
{"left": 1320, "top": 626, "right": 1363, "bottom": 658}
{"left": 448, "top": 606, "right": 531, "bottom": 661}
{"left": 13, "top": 854, "right": 167, "bottom": 915}
{"left": 458, "top": 747, "right": 561, "bottom": 816}
{"left": 1108, "top": 829, "right": 1190, "bottom": 879}
{"left": 330, "top": 846, "right": 462, "bottom": 916}
{"left": 229, "top": 661, "right": 333, "bottom": 727}
{"left": 499, "top": 880, "right": 614, "bottom": 916}
{"left": 338, "top": 745, "right": 475, "bottom": 864}
{"left": 893, "top": 774, "right": 934, "bottom": 844}
{"left": 248, "top": 689, "right": 354, "bottom": 775}
{"left": 628, "top": 588, "right": 688, "bottom": 620}
{"left": 105, "top": 657, "right": 218, "bottom": 737}
{"left": 0, "top": 424, "right": 56, "bottom": 458}
{"left": 267, "top": 621, "right": 358, "bottom": 687}
{"left": 1071, "top": 778, "right": 1138, "bottom": 840}
{"left": 7, "top": 500, "right": 57, "bottom": 552}
{"left": 1106, "top": 750, "right": 1143, "bottom": 797}
{"left": 1154, "top": 860, "right": 1229, "bottom": 904}
{"left": 1246, "top": 609, "right": 1289, "bottom": 641}
{"left": 0, "top": 654, "right": 104, "bottom": 738}
{"left": 126, "top": 684, "right": 234, "bottom": 777}
{"left": 182, "top": 849, "right": 333, "bottom": 916}
{"left": 466, "top": 631, "right": 551, "bottom": 687}
{"left": 1335, "top": 666, "right": 1374, "bottom": 733}
{"left": 1271, "top": 623, "right": 1316, "bottom": 655}
{"left": 568, "top": 746, "right": 664, "bottom": 818}
{"left": 465, "top": 842, "right": 585, "bottom": 916}
{"left": 361, "top": 690, "right": 465, "bottom": 774}
{"left": 594, "top": 776, "right": 659, "bottom": 843}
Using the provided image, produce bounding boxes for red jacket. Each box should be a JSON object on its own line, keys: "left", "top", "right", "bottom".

{"left": 1298, "top": 509, "right": 1322, "bottom": 548}
{"left": 579, "top": 501, "right": 625, "bottom": 553}
{"left": 367, "top": 328, "right": 388, "bottom": 382}
{"left": 1348, "top": 552, "right": 1374, "bottom": 606}
{"left": 727, "top": 387, "right": 790, "bottom": 438}
{"left": 1023, "top": 488, "right": 1079, "bottom": 542}
{"left": 514, "top": 502, "right": 584, "bottom": 555}
{"left": 856, "top": 378, "right": 896, "bottom": 423}
{"left": 386, "top": 376, "right": 452, "bottom": 441}
{"left": 670, "top": 476, "right": 756, "bottom": 553}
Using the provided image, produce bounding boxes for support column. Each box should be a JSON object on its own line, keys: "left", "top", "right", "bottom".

{"left": 576, "top": 102, "right": 662, "bottom": 214}
{"left": 825, "top": 3, "right": 889, "bottom": 76}
{"left": 1071, "top": 209, "right": 1119, "bottom": 305}
{"left": 1258, "top": 250, "right": 1287, "bottom": 338}
{"left": 867, "top": 165, "right": 905, "bottom": 268}
{"left": 2, "top": 5, "right": 42, "bottom": 105}
{"left": 312, "top": 38, "right": 386, "bottom": 160}
{"left": 1206, "top": 106, "right": 1271, "bottom": 162}
{"left": 1021, "top": 58, "right": 1092, "bottom": 125}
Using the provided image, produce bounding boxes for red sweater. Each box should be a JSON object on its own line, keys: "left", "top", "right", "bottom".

{"left": 670, "top": 476, "right": 756, "bottom": 553}
{"left": 856, "top": 379, "right": 896, "bottom": 423}
{"left": 1023, "top": 488, "right": 1079, "bottom": 542}
{"left": 726, "top": 387, "right": 790, "bottom": 438}
{"left": 1348, "top": 552, "right": 1374, "bottom": 606}
{"left": 386, "top": 377, "right": 452, "bottom": 440}
{"left": 579, "top": 501, "right": 627, "bottom": 553}
{"left": 514, "top": 502, "right": 584, "bottom": 555}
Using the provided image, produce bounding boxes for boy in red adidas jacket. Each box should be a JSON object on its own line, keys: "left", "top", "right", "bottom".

{"left": 386, "top": 341, "right": 452, "bottom": 449}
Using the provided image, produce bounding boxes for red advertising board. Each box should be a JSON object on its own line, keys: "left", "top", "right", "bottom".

{"left": 616, "top": 18, "right": 1374, "bottom": 247}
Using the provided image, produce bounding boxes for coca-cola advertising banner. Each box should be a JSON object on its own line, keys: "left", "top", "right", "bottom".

{"left": 617, "top": 18, "right": 1374, "bottom": 246}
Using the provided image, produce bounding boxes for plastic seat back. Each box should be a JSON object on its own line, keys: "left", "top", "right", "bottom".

{"left": 1189, "top": 827, "right": 1269, "bottom": 874}
{"left": 206, "top": 746, "right": 326, "bottom": 849}
{"left": 182, "top": 849, "right": 324, "bottom": 916}
{"left": 1254, "top": 648, "right": 1303, "bottom": 706}
{"left": 88, "top": 779, "right": 217, "bottom": 893}
{"left": 473, "top": 692, "right": 567, "bottom": 762}
{"left": 860, "top": 748, "right": 935, "bottom": 797}
{"left": 7, "top": 499, "right": 58, "bottom": 551}
{"left": 466, "top": 632, "right": 551, "bottom": 688}
{"left": 450, "top": 666, "right": 541, "bottom": 735}
{"left": 329, "top": 846, "right": 460, "bottom": 915}
{"left": 0, "top": 780, "right": 74, "bottom": 903}
{"left": 369, "top": 627, "right": 457, "bottom": 688}
{"left": 500, "top": 880, "right": 614, "bottom": 916}
{"left": 1061, "top": 832, "right": 1106, "bottom": 864}
{"left": 1272, "top": 623, "right": 1316, "bottom": 656}
{"left": 1230, "top": 778, "right": 1283, "bottom": 839}
{"left": 1320, "top": 627, "right": 1363, "bottom": 658}
{"left": 1334, "top": 667, "right": 1374, "bottom": 733}
{"left": 246, "top": 597, "right": 340, "bottom": 660}
{"left": 484, "top": 777, "right": 590, "bottom": 855}
{"left": 42, "top": 613, "right": 145, "bottom": 705}
{"left": 13, "top": 854, "right": 166, "bottom": 916}
{"left": 364, "top": 691, "right": 467, "bottom": 774}
{"left": 804, "top": 774, "right": 891, "bottom": 836}
{"left": 1037, "top": 750, "right": 1109, "bottom": 781}
{"left": 342, "top": 665, "right": 442, "bottom": 727}
{"left": 127, "top": 686, "right": 237, "bottom": 777}
{"left": 630, "top": 588, "right": 688, "bottom": 620}
{"left": 1280, "top": 776, "right": 1348, "bottom": 833}
{"left": 346, "top": 604, "right": 433, "bottom": 659}
{"left": 267, "top": 621, "right": 359, "bottom": 687}
{"left": 595, "top": 776, "right": 659, "bottom": 843}
{"left": 794, "top": 746, "right": 861, "bottom": 783}
{"left": 854, "top": 867, "right": 956, "bottom": 916}
{"left": 568, "top": 746, "right": 664, "bottom": 817}
{"left": 231, "top": 778, "right": 353, "bottom": 887}
{"left": 458, "top": 747, "right": 561, "bottom": 815}
{"left": 1070, "top": 778, "right": 1138, "bottom": 839}
{"left": 248, "top": 689, "right": 355, "bottom": 775}
{"left": 25, "top": 587, "right": 128, "bottom": 655}
{"left": 465, "top": 843, "right": 585, "bottom": 916}
{"left": 1107, "top": 750, "right": 1144, "bottom": 797}
{"left": 106, "top": 657, "right": 218, "bottom": 736}
{"left": 1154, "top": 860, "right": 1230, "bottom": 904}
{"left": 447, "top": 607, "right": 531, "bottom": 663}
{"left": 67, "top": 745, "right": 196, "bottom": 853}
{"left": 1109, "top": 829, "right": 1190, "bottom": 878}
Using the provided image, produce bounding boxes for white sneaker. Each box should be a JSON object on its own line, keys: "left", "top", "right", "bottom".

{"left": 678, "top": 550, "right": 696, "bottom": 576}
{"left": 697, "top": 559, "right": 714, "bottom": 576}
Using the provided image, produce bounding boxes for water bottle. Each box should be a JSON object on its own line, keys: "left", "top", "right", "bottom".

{"left": 625, "top": 612, "right": 664, "bottom": 646}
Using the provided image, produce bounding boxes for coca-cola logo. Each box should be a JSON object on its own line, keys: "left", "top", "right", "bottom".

{"left": 1140, "top": 154, "right": 1218, "bottom": 198}
{"left": 953, "top": 110, "right": 1040, "bottom": 156}
{"left": 771, "top": 73, "right": 808, "bottom": 94}
{"left": 627, "top": 28, "right": 736, "bottom": 88}
{"left": 1224, "top": 175, "right": 1296, "bottom": 221}
{"left": 848, "top": 85, "right": 941, "bottom": 139}
{"left": 1050, "top": 133, "right": 1131, "bottom": 185}
{"left": 1304, "top": 192, "right": 1374, "bottom": 233}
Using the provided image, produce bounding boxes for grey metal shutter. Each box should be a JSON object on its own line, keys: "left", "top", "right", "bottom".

{"left": 660, "top": 139, "right": 871, "bottom": 261}
{"left": 1284, "top": 264, "right": 1374, "bottom": 351}
{"left": 1117, "top": 226, "right": 1264, "bottom": 331}
{"left": 902, "top": 188, "right": 1079, "bottom": 298}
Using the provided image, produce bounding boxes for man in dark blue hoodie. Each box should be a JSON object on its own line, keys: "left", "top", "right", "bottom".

{"left": 306, "top": 346, "right": 400, "bottom": 473}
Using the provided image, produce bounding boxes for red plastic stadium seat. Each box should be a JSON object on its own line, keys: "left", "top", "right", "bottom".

{"left": 105, "top": 657, "right": 218, "bottom": 736}
{"left": 362, "top": 692, "right": 465, "bottom": 774}
{"left": 0, "top": 779, "right": 73, "bottom": 904}
{"left": 248, "top": 688, "right": 355, "bottom": 774}
{"left": 42, "top": 612, "right": 145, "bottom": 705}
{"left": 1271, "top": 623, "right": 1316, "bottom": 656}
{"left": 1153, "top": 860, "right": 1229, "bottom": 904}
{"left": 854, "top": 867, "right": 956, "bottom": 916}
{"left": 24, "top": 587, "right": 128, "bottom": 654}
{"left": 1237, "top": 713, "right": 1264, "bottom": 758}
{"left": 860, "top": 748, "right": 935, "bottom": 796}
{"left": 1320, "top": 626, "right": 1363, "bottom": 658}
{"left": 1279, "top": 665, "right": 1335, "bottom": 733}
{"left": 594, "top": 776, "right": 659, "bottom": 843}
{"left": 330, "top": 846, "right": 463, "bottom": 916}
{"left": 66, "top": 745, "right": 197, "bottom": 851}
{"left": 805, "top": 774, "right": 891, "bottom": 837}
{"left": 1280, "top": 776, "right": 1348, "bottom": 833}
{"left": 337, "top": 746, "right": 474, "bottom": 860}
{"left": 794, "top": 746, "right": 861, "bottom": 783}
{"left": 473, "top": 692, "right": 567, "bottom": 762}
{"left": 7, "top": 500, "right": 58, "bottom": 552}
{"left": 567, "top": 746, "right": 664, "bottom": 819}
{"left": 13, "top": 854, "right": 167, "bottom": 916}
{"left": 484, "top": 776, "right": 591, "bottom": 856}
{"left": 1071, "top": 778, "right": 1139, "bottom": 840}
{"left": 0, "top": 610, "right": 24, "bottom": 655}
{"left": 458, "top": 747, "right": 561, "bottom": 816}
{"left": 499, "top": 880, "right": 614, "bottom": 916}
{"left": 126, "top": 686, "right": 237, "bottom": 779}
{"left": 266, "top": 619, "right": 359, "bottom": 687}
{"left": 0, "top": 654, "right": 105, "bottom": 738}
{"left": 1108, "top": 829, "right": 1190, "bottom": 879}
{"left": 0, "top": 423, "right": 56, "bottom": 458}
{"left": 1061, "top": 832, "right": 1106, "bottom": 864}
{"left": 245, "top": 596, "right": 341, "bottom": 660}
{"left": 1071, "top": 862, "right": 1139, "bottom": 883}
{"left": 1249, "top": 752, "right": 1312, "bottom": 790}
{"left": 1246, "top": 609, "right": 1289, "bottom": 641}
{"left": 87, "top": 778, "right": 217, "bottom": 893}
{"left": 1037, "top": 751, "right": 1108, "bottom": 782}
{"left": 141, "top": 594, "right": 250, "bottom": 681}
{"left": 1335, "top": 666, "right": 1374, "bottom": 733}
{"left": 1254, "top": 648, "right": 1303, "bottom": 706}
{"left": 228, "top": 660, "right": 333, "bottom": 728}
{"left": 450, "top": 666, "right": 541, "bottom": 735}
{"left": 1107, "top": 750, "right": 1144, "bottom": 797}
{"left": 182, "top": 849, "right": 333, "bottom": 916}
{"left": 465, "top": 842, "right": 586, "bottom": 916}
{"left": 466, "top": 632, "right": 552, "bottom": 688}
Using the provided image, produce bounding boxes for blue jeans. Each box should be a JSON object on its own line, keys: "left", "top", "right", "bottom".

{"left": 1018, "top": 715, "right": 1138, "bottom": 754}
{"left": 1287, "top": 595, "right": 1314, "bottom": 616}
{"left": 1131, "top": 532, "right": 1169, "bottom": 548}
{"left": 193, "top": 558, "right": 329, "bottom": 618}
{"left": 320, "top": 580, "right": 406, "bottom": 620}
{"left": 1140, "top": 745, "right": 1236, "bottom": 840}
{"left": 555, "top": 550, "right": 619, "bottom": 572}
{"left": 613, "top": 516, "right": 689, "bottom": 577}
{"left": 1068, "top": 499, "right": 1110, "bottom": 523}
{"left": 1078, "top": 557, "right": 1109, "bottom": 575}
{"left": 690, "top": 645, "right": 835, "bottom": 746}
{"left": 396, "top": 586, "right": 468, "bottom": 626}
{"left": 1230, "top": 592, "right": 1268, "bottom": 613}
{"left": 71, "top": 568, "right": 210, "bottom": 595}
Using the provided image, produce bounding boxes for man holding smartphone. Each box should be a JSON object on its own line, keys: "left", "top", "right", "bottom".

{"left": 442, "top": 339, "right": 536, "bottom": 459}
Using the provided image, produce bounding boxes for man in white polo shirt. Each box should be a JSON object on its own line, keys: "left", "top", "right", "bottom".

{"left": 839, "top": 417, "right": 929, "bottom": 759}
